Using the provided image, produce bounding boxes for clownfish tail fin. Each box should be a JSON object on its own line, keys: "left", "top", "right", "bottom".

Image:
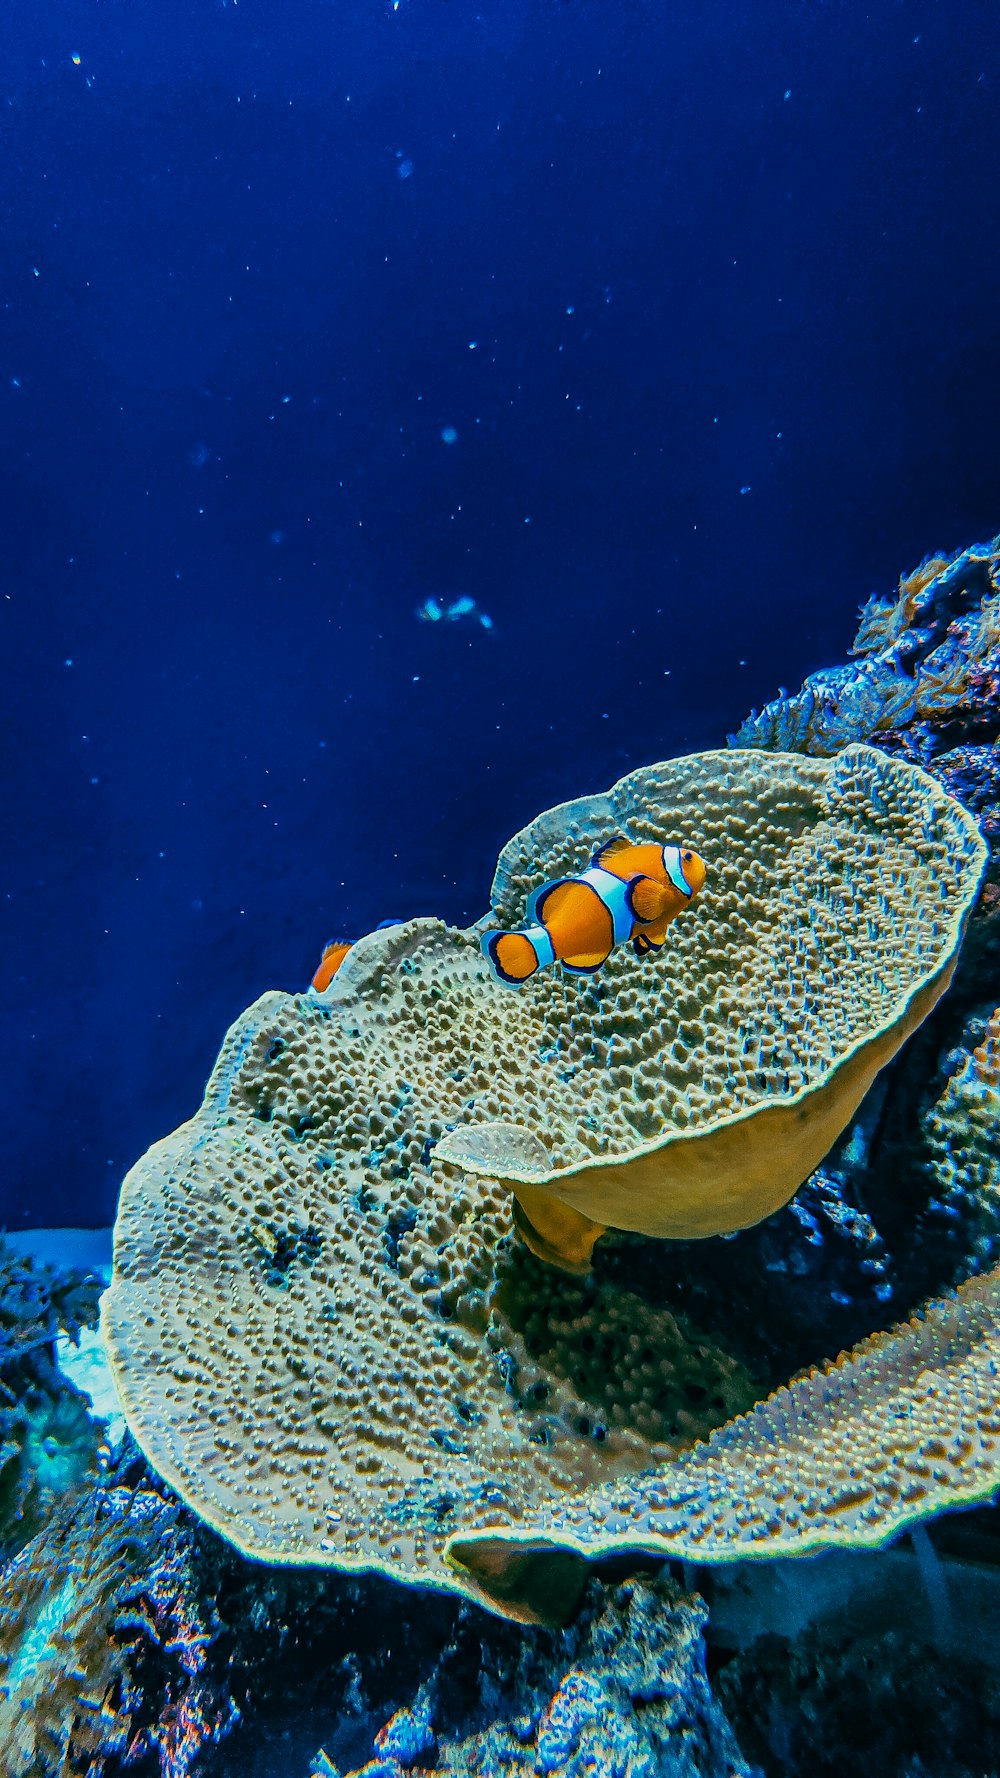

{"left": 482, "top": 925, "right": 550, "bottom": 988}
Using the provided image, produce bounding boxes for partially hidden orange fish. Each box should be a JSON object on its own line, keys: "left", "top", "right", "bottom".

{"left": 311, "top": 939, "right": 355, "bottom": 991}
{"left": 310, "top": 919, "right": 406, "bottom": 992}
{"left": 481, "top": 836, "right": 707, "bottom": 987}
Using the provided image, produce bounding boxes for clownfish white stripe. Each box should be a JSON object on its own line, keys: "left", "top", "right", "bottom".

{"left": 521, "top": 922, "right": 557, "bottom": 969}
{"left": 481, "top": 834, "right": 707, "bottom": 989}
{"left": 577, "top": 866, "right": 636, "bottom": 945}
{"left": 661, "top": 845, "right": 694, "bottom": 897}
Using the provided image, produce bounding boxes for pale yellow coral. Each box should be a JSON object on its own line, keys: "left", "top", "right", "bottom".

{"left": 447, "top": 1264, "right": 1000, "bottom": 1612}
{"left": 101, "top": 744, "right": 986, "bottom": 1620}
{"left": 441, "top": 745, "right": 984, "bottom": 1262}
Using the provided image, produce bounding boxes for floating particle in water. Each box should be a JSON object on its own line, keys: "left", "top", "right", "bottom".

{"left": 270, "top": 529, "right": 285, "bottom": 545}
{"left": 188, "top": 441, "right": 210, "bottom": 468}
{"left": 397, "top": 158, "right": 413, "bottom": 179}
{"left": 71, "top": 52, "right": 81, "bottom": 65}
{"left": 415, "top": 594, "right": 494, "bottom": 630}
{"left": 440, "top": 425, "right": 458, "bottom": 444}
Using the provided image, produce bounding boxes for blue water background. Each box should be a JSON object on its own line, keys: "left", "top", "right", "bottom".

{"left": 2, "top": 0, "right": 999, "bottom": 1228}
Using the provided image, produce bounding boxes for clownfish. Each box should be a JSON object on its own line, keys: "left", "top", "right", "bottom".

{"left": 310, "top": 919, "right": 406, "bottom": 993}
{"left": 481, "top": 836, "right": 707, "bottom": 988}
{"left": 311, "top": 939, "right": 354, "bottom": 991}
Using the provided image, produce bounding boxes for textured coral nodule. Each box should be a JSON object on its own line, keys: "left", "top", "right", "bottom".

{"left": 448, "top": 1264, "right": 1000, "bottom": 1596}
{"left": 101, "top": 742, "right": 985, "bottom": 1620}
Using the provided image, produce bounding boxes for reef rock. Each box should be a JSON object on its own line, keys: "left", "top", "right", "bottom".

{"left": 730, "top": 536, "right": 1000, "bottom": 759}
{"left": 312, "top": 1573, "right": 753, "bottom": 1778}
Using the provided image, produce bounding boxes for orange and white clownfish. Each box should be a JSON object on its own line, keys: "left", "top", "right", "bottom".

{"left": 310, "top": 919, "right": 406, "bottom": 993}
{"left": 481, "top": 837, "right": 707, "bottom": 988}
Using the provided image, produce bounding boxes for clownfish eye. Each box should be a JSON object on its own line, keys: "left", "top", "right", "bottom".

{"left": 682, "top": 851, "right": 693, "bottom": 862}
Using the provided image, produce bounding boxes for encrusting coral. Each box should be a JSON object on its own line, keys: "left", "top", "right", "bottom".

{"left": 101, "top": 741, "right": 984, "bottom": 1621}
{"left": 0, "top": 1472, "right": 176, "bottom": 1776}
{"left": 0, "top": 1445, "right": 241, "bottom": 1778}
{"left": 921, "top": 1007, "right": 1000, "bottom": 1282}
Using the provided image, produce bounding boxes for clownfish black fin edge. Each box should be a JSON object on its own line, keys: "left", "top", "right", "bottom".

{"left": 526, "top": 876, "right": 575, "bottom": 927}
{"left": 561, "top": 949, "right": 613, "bottom": 975}
{"left": 590, "top": 834, "right": 633, "bottom": 867}
{"left": 482, "top": 929, "right": 539, "bottom": 988}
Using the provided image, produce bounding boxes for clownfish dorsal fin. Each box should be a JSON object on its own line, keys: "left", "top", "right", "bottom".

{"left": 590, "top": 834, "right": 633, "bottom": 868}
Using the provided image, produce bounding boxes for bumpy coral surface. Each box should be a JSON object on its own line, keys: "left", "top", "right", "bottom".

{"left": 731, "top": 537, "right": 1000, "bottom": 757}
{"left": 102, "top": 744, "right": 983, "bottom": 1620}
{"left": 313, "top": 1575, "right": 752, "bottom": 1778}
{"left": 441, "top": 744, "right": 983, "bottom": 1244}
{"left": 921, "top": 1007, "right": 1000, "bottom": 1280}
{"left": 448, "top": 1265, "right": 1000, "bottom": 1599}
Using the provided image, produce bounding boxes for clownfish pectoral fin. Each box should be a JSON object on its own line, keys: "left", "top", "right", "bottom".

{"left": 483, "top": 928, "right": 542, "bottom": 987}
{"left": 632, "top": 933, "right": 653, "bottom": 957}
{"left": 627, "top": 875, "right": 672, "bottom": 923}
{"left": 590, "top": 834, "right": 633, "bottom": 868}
